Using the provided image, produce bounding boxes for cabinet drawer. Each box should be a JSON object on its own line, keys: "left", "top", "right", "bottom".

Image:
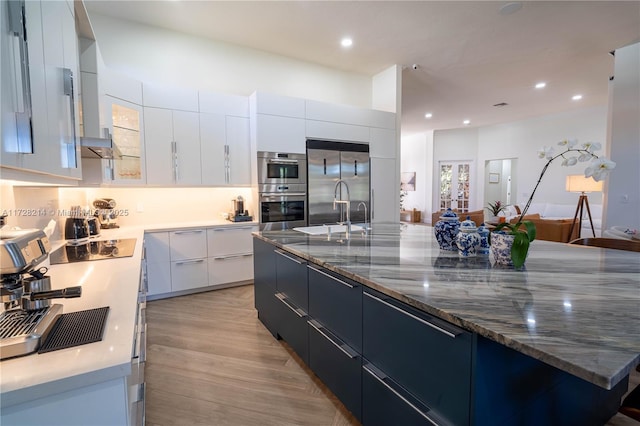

{"left": 169, "top": 229, "right": 207, "bottom": 261}
{"left": 275, "top": 249, "right": 308, "bottom": 311}
{"left": 208, "top": 254, "right": 253, "bottom": 285}
{"left": 363, "top": 289, "right": 472, "bottom": 425}
{"left": 308, "top": 265, "right": 362, "bottom": 353}
{"left": 362, "top": 362, "right": 441, "bottom": 426}
{"left": 275, "top": 293, "right": 308, "bottom": 364}
{"left": 144, "top": 232, "right": 170, "bottom": 263}
{"left": 170, "top": 259, "right": 208, "bottom": 291}
{"left": 308, "top": 319, "right": 362, "bottom": 422}
{"left": 207, "top": 226, "right": 257, "bottom": 257}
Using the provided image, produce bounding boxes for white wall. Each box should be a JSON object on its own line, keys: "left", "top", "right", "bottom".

{"left": 400, "top": 132, "right": 433, "bottom": 222}
{"left": 605, "top": 42, "right": 640, "bottom": 230}
{"left": 88, "top": 14, "right": 372, "bottom": 109}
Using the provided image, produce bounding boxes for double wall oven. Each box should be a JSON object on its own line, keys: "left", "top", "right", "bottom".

{"left": 258, "top": 152, "right": 307, "bottom": 230}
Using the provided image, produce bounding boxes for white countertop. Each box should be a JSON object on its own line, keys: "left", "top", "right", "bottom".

{"left": 0, "top": 220, "right": 259, "bottom": 408}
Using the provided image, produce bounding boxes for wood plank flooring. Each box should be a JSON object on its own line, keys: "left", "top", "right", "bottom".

{"left": 145, "top": 284, "right": 639, "bottom": 426}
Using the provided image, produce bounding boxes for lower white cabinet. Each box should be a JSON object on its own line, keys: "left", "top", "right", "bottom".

{"left": 145, "top": 225, "right": 257, "bottom": 299}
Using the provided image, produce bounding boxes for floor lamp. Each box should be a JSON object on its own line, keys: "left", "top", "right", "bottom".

{"left": 566, "top": 175, "right": 603, "bottom": 239}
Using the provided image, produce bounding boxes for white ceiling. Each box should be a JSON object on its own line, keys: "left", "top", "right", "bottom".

{"left": 84, "top": 1, "right": 640, "bottom": 136}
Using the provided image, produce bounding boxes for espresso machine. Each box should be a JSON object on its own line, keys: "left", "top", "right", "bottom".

{"left": 93, "top": 198, "right": 119, "bottom": 229}
{"left": 0, "top": 229, "right": 82, "bottom": 359}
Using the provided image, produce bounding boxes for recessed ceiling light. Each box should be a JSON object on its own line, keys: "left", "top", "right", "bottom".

{"left": 341, "top": 38, "right": 353, "bottom": 48}
{"left": 463, "top": 119, "right": 470, "bottom": 125}
{"left": 425, "top": 113, "right": 433, "bottom": 119}
{"left": 572, "top": 94, "right": 583, "bottom": 101}
{"left": 535, "top": 82, "right": 546, "bottom": 89}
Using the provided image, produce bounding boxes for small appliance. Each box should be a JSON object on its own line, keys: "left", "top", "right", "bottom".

{"left": 228, "top": 196, "right": 253, "bottom": 222}
{"left": 93, "top": 198, "right": 119, "bottom": 229}
{"left": 0, "top": 229, "right": 82, "bottom": 359}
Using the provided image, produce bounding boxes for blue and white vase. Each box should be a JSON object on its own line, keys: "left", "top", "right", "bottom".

{"left": 455, "top": 216, "right": 480, "bottom": 257}
{"left": 490, "top": 232, "right": 514, "bottom": 265}
{"left": 434, "top": 208, "right": 460, "bottom": 251}
{"left": 477, "top": 223, "right": 490, "bottom": 255}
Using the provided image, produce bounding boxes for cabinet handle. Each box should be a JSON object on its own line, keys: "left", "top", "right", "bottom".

{"left": 363, "top": 364, "right": 439, "bottom": 426}
{"left": 275, "top": 249, "right": 306, "bottom": 265}
{"left": 275, "top": 293, "right": 307, "bottom": 318}
{"left": 363, "top": 292, "right": 459, "bottom": 338}
{"left": 308, "top": 319, "right": 358, "bottom": 359}
{"left": 174, "top": 259, "right": 205, "bottom": 265}
{"left": 212, "top": 253, "right": 252, "bottom": 260}
{"left": 173, "top": 230, "right": 204, "bottom": 235}
{"left": 213, "top": 226, "right": 253, "bottom": 231}
{"left": 371, "top": 189, "right": 375, "bottom": 220}
{"left": 308, "top": 265, "right": 354, "bottom": 289}
{"left": 62, "top": 68, "right": 78, "bottom": 168}
{"left": 171, "top": 141, "right": 179, "bottom": 182}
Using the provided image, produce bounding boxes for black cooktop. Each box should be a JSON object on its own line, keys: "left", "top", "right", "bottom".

{"left": 49, "top": 238, "right": 137, "bottom": 265}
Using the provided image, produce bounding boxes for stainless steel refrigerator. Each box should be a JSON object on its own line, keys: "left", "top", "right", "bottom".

{"left": 307, "top": 140, "right": 370, "bottom": 226}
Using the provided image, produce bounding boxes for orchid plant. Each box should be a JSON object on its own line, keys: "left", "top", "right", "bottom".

{"left": 492, "top": 139, "right": 616, "bottom": 268}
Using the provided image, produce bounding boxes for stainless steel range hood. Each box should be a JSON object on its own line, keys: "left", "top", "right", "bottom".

{"left": 80, "top": 130, "right": 120, "bottom": 159}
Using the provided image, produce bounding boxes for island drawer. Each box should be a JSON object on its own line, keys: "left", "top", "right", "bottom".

{"left": 308, "top": 264, "right": 362, "bottom": 353}
{"left": 275, "top": 249, "right": 308, "bottom": 311}
{"left": 274, "top": 292, "right": 309, "bottom": 364}
{"left": 363, "top": 289, "right": 473, "bottom": 426}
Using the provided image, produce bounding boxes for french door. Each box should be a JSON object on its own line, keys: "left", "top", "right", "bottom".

{"left": 439, "top": 161, "right": 472, "bottom": 212}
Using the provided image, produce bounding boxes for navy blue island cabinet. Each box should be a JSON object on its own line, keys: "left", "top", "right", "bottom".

{"left": 252, "top": 237, "right": 627, "bottom": 426}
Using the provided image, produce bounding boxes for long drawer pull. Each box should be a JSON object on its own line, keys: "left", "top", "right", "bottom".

{"left": 212, "top": 253, "right": 253, "bottom": 260}
{"left": 275, "top": 293, "right": 307, "bottom": 318}
{"left": 364, "top": 292, "right": 459, "bottom": 338}
{"left": 173, "top": 230, "right": 204, "bottom": 235}
{"left": 174, "top": 259, "right": 205, "bottom": 265}
{"left": 307, "top": 266, "right": 354, "bottom": 289}
{"left": 275, "top": 249, "right": 305, "bottom": 265}
{"left": 213, "top": 227, "right": 254, "bottom": 232}
{"left": 363, "top": 364, "right": 439, "bottom": 426}
{"left": 308, "top": 319, "right": 358, "bottom": 359}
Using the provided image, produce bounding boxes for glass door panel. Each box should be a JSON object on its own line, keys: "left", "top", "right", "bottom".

{"left": 111, "top": 102, "right": 143, "bottom": 181}
{"left": 439, "top": 161, "right": 472, "bottom": 213}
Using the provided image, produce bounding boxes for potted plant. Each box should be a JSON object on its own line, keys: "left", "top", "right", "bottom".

{"left": 491, "top": 139, "right": 616, "bottom": 268}
{"left": 486, "top": 200, "right": 506, "bottom": 222}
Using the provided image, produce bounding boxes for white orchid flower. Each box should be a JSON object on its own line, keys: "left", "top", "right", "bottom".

{"left": 537, "top": 146, "right": 554, "bottom": 159}
{"left": 578, "top": 152, "right": 595, "bottom": 162}
{"left": 561, "top": 156, "right": 578, "bottom": 166}
{"left": 585, "top": 158, "right": 616, "bottom": 181}
{"left": 558, "top": 139, "right": 578, "bottom": 148}
{"left": 582, "top": 141, "right": 602, "bottom": 152}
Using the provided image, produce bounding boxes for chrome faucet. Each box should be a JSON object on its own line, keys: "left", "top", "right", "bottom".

{"left": 333, "top": 179, "right": 351, "bottom": 236}
{"left": 357, "top": 201, "right": 368, "bottom": 232}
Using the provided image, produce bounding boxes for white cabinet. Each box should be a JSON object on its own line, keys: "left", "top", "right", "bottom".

{"left": 199, "top": 91, "right": 248, "bottom": 117}
{"left": 252, "top": 92, "right": 305, "bottom": 118}
{"left": 2, "top": 0, "right": 81, "bottom": 180}
{"left": 142, "top": 83, "right": 198, "bottom": 112}
{"left": 207, "top": 226, "right": 256, "bottom": 287}
{"left": 254, "top": 114, "right": 306, "bottom": 153}
{"left": 306, "top": 120, "right": 369, "bottom": 143}
{"left": 144, "top": 107, "right": 201, "bottom": 185}
{"left": 169, "top": 229, "right": 207, "bottom": 261}
{"left": 144, "top": 232, "right": 171, "bottom": 297}
{"left": 369, "top": 127, "right": 396, "bottom": 159}
{"left": 371, "top": 157, "right": 398, "bottom": 223}
{"left": 169, "top": 229, "right": 208, "bottom": 291}
{"left": 200, "top": 114, "right": 251, "bottom": 185}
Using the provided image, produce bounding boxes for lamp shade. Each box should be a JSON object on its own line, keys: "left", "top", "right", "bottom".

{"left": 565, "top": 175, "right": 603, "bottom": 193}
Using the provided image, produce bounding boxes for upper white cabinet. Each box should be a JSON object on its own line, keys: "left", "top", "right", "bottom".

{"left": 199, "top": 91, "right": 248, "bottom": 117}
{"left": 200, "top": 113, "right": 251, "bottom": 185}
{"left": 370, "top": 157, "right": 398, "bottom": 223}
{"left": 305, "top": 120, "right": 369, "bottom": 144}
{"left": 252, "top": 92, "right": 305, "bottom": 118}
{"left": 144, "top": 107, "right": 201, "bottom": 185}
{"left": 143, "top": 83, "right": 198, "bottom": 112}
{"left": 254, "top": 114, "right": 306, "bottom": 154}
{"left": 1, "top": 0, "right": 82, "bottom": 180}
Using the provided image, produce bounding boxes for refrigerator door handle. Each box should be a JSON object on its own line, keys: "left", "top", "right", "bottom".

{"left": 354, "top": 160, "right": 358, "bottom": 176}
{"left": 371, "top": 188, "right": 375, "bottom": 220}
{"left": 323, "top": 158, "right": 326, "bottom": 175}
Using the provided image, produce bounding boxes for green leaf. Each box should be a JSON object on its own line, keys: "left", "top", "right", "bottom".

{"left": 511, "top": 232, "right": 530, "bottom": 269}
{"left": 522, "top": 220, "right": 537, "bottom": 242}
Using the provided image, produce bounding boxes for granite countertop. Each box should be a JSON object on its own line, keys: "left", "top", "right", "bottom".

{"left": 255, "top": 223, "right": 640, "bottom": 390}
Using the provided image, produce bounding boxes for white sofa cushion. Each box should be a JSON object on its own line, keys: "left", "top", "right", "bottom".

{"left": 543, "top": 203, "right": 576, "bottom": 218}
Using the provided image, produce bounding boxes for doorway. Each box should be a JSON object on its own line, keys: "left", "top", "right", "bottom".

{"left": 484, "top": 158, "right": 518, "bottom": 212}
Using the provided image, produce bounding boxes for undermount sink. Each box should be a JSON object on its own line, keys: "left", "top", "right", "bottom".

{"left": 293, "top": 224, "right": 364, "bottom": 235}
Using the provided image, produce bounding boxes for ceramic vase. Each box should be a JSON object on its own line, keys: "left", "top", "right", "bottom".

{"left": 456, "top": 217, "right": 480, "bottom": 257}
{"left": 434, "top": 208, "right": 460, "bottom": 251}
{"left": 476, "top": 223, "right": 490, "bottom": 255}
{"left": 490, "top": 232, "right": 515, "bottom": 266}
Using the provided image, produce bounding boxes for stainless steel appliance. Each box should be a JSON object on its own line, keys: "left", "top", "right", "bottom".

{"left": 93, "top": 198, "right": 119, "bottom": 229}
{"left": 0, "top": 229, "right": 82, "bottom": 359}
{"left": 307, "top": 140, "right": 370, "bottom": 226}
{"left": 258, "top": 185, "right": 307, "bottom": 230}
{"left": 258, "top": 151, "right": 307, "bottom": 186}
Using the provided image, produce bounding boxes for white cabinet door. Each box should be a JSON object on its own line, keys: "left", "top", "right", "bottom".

{"left": 169, "top": 229, "right": 207, "bottom": 261}
{"left": 252, "top": 92, "right": 305, "bottom": 118}
{"left": 143, "top": 83, "right": 198, "bottom": 112}
{"left": 173, "top": 111, "right": 201, "bottom": 185}
{"left": 144, "top": 232, "right": 171, "bottom": 296}
{"left": 305, "top": 120, "right": 369, "bottom": 143}
{"left": 208, "top": 255, "right": 253, "bottom": 286}
{"left": 145, "top": 232, "right": 170, "bottom": 262}
{"left": 370, "top": 127, "right": 396, "bottom": 159}
{"left": 144, "top": 107, "right": 173, "bottom": 186}
{"left": 371, "top": 157, "right": 398, "bottom": 223}
{"left": 255, "top": 114, "right": 306, "bottom": 153}
{"left": 227, "top": 116, "right": 251, "bottom": 185}
{"left": 171, "top": 259, "right": 208, "bottom": 291}
{"left": 200, "top": 112, "right": 226, "bottom": 185}
{"left": 207, "top": 226, "right": 256, "bottom": 256}
{"left": 147, "top": 261, "right": 171, "bottom": 296}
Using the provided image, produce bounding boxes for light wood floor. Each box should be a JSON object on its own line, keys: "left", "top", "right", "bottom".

{"left": 145, "top": 284, "right": 639, "bottom": 426}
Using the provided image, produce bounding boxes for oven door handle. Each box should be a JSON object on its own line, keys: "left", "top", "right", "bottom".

{"left": 260, "top": 193, "right": 307, "bottom": 199}
{"left": 267, "top": 159, "right": 299, "bottom": 164}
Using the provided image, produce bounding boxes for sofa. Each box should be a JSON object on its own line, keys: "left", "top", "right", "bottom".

{"left": 502, "top": 203, "right": 603, "bottom": 243}
{"left": 431, "top": 209, "right": 485, "bottom": 227}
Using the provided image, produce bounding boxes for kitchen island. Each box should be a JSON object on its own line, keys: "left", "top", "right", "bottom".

{"left": 254, "top": 223, "right": 640, "bottom": 425}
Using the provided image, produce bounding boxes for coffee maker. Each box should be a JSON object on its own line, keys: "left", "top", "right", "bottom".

{"left": 93, "top": 198, "right": 119, "bottom": 229}
{"left": 0, "top": 229, "right": 82, "bottom": 359}
{"left": 228, "top": 196, "right": 253, "bottom": 222}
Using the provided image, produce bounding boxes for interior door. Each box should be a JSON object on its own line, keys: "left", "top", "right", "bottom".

{"left": 439, "top": 161, "right": 472, "bottom": 213}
